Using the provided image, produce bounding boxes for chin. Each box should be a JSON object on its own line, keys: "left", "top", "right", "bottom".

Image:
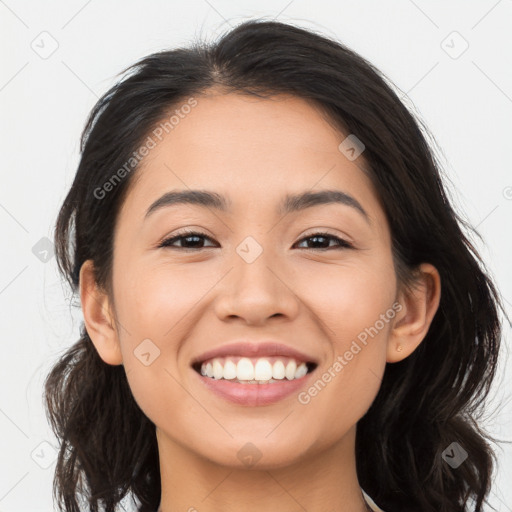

{"left": 196, "top": 436, "right": 310, "bottom": 471}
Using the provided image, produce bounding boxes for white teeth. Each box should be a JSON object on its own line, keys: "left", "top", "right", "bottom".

{"left": 199, "top": 357, "right": 311, "bottom": 382}
{"left": 237, "top": 357, "right": 254, "bottom": 380}
{"left": 285, "top": 360, "right": 297, "bottom": 380}
{"left": 254, "top": 359, "right": 273, "bottom": 380}
{"left": 295, "top": 362, "right": 308, "bottom": 379}
{"left": 213, "top": 359, "right": 224, "bottom": 380}
{"left": 272, "top": 360, "right": 286, "bottom": 379}
{"left": 223, "top": 359, "right": 237, "bottom": 380}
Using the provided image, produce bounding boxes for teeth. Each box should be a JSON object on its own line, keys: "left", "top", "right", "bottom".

{"left": 272, "top": 360, "right": 286, "bottom": 379}
{"left": 223, "top": 359, "right": 237, "bottom": 380}
{"left": 295, "top": 362, "right": 308, "bottom": 378}
{"left": 213, "top": 359, "right": 224, "bottom": 380}
{"left": 237, "top": 358, "right": 254, "bottom": 380}
{"left": 285, "top": 360, "right": 297, "bottom": 380}
{"left": 236, "top": 378, "right": 281, "bottom": 384}
{"left": 199, "top": 356, "right": 310, "bottom": 383}
{"left": 254, "top": 359, "right": 273, "bottom": 380}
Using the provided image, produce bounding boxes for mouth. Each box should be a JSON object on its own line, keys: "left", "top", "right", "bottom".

{"left": 191, "top": 356, "right": 318, "bottom": 384}
{"left": 191, "top": 356, "right": 318, "bottom": 406}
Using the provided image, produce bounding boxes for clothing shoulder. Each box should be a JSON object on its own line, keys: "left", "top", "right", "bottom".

{"left": 362, "top": 488, "right": 386, "bottom": 512}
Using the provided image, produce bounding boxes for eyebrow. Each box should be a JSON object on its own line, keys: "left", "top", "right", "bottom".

{"left": 145, "top": 189, "right": 370, "bottom": 224}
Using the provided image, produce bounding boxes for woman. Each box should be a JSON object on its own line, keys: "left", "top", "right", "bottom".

{"left": 44, "top": 19, "right": 505, "bottom": 512}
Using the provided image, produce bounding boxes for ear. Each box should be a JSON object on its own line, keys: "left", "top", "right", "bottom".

{"left": 79, "top": 259, "right": 123, "bottom": 365}
{"left": 387, "top": 263, "right": 441, "bottom": 363}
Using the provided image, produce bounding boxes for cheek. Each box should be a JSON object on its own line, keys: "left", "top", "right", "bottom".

{"left": 115, "top": 259, "right": 215, "bottom": 342}
{"left": 111, "top": 258, "right": 207, "bottom": 420}
{"left": 296, "top": 259, "right": 396, "bottom": 433}
{"left": 296, "top": 257, "right": 397, "bottom": 344}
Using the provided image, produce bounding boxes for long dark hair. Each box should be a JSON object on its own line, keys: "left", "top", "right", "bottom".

{"left": 44, "top": 18, "right": 507, "bottom": 512}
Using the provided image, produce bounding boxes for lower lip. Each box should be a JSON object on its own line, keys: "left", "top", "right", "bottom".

{"left": 193, "top": 369, "right": 315, "bottom": 406}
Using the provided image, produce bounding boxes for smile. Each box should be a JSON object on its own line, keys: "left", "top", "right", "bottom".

{"left": 192, "top": 356, "right": 318, "bottom": 406}
{"left": 194, "top": 356, "right": 316, "bottom": 383}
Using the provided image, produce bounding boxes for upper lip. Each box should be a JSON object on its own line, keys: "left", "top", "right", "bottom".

{"left": 191, "top": 341, "right": 319, "bottom": 366}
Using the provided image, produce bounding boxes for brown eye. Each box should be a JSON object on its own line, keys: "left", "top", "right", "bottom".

{"left": 158, "top": 230, "right": 217, "bottom": 249}
{"left": 294, "top": 232, "right": 353, "bottom": 250}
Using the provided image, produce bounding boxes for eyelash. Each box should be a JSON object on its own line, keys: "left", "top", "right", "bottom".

{"left": 157, "top": 229, "right": 354, "bottom": 251}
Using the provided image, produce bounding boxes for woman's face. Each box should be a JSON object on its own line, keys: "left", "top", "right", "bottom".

{"left": 108, "top": 92, "right": 399, "bottom": 467}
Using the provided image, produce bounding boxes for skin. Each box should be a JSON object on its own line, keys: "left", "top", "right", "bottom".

{"left": 80, "top": 92, "right": 441, "bottom": 512}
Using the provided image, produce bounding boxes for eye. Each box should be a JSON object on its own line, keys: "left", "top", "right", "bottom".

{"left": 293, "top": 232, "right": 354, "bottom": 250}
{"left": 158, "top": 230, "right": 353, "bottom": 251}
{"left": 158, "top": 229, "right": 217, "bottom": 250}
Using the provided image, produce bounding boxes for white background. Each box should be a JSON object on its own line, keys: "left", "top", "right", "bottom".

{"left": 0, "top": 1, "right": 511, "bottom": 511}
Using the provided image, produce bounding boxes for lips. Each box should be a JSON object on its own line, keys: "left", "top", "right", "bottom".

{"left": 190, "top": 340, "right": 319, "bottom": 369}
{"left": 189, "top": 340, "right": 320, "bottom": 406}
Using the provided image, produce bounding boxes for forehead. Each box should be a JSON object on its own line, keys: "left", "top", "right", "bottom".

{"left": 120, "top": 92, "right": 383, "bottom": 226}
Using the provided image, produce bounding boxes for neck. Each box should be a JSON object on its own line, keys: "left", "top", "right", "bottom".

{"left": 156, "top": 425, "right": 370, "bottom": 512}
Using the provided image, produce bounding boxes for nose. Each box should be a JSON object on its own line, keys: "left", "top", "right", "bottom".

{"left": 213, "top": 245, "right": 300, "bottom": 326}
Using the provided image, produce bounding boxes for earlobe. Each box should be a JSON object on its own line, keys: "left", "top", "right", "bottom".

{"left": 79, "top": 260, "right": 123, "bottom": 366}
{"left": 387, "top": 263, "right": 441, "bottom": 363}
